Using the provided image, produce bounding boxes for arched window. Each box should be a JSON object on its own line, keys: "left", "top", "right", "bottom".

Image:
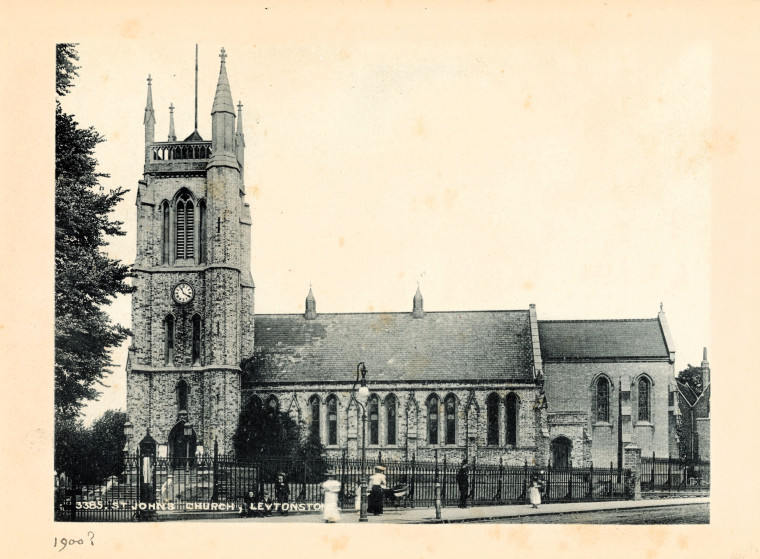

{"left": 164, "top": 315, "right": 175, "bottom": 365}
{"left": 176, "top": 192, "right": 194, "bottom": 260}
{"left": 505, "top": 393, "right": 519, "bottom": 446}
{"left": 309, "top": 395, "right": 321, "bottom": 442}
{"left": 368, "top": 395, "right": 380, "bottom": 445}
{"left": 486, "top": 393, "right": 499, "bottom": 446}
{"left": 444, "top": 394, "right": 457, "bottom": 445}
{"left": 326, "top": 395, "right": 338, "bottom": 446}
{"left": 161, "top": 201, "right": 170, "bottom": 264}
{"left": 596, "top": 377, "right": 610, "bottom": 423}
{"left": 638, "top": 377, "right": 651, "bottom": 422}
{"left": 191, "top": 314, "right": 202, "bottom": 365}
{"left": 266, "top": 395, "right": 279, "bottom": 417}
{"left": 198, "top": 200, "right": 207, "bottom": 264}
{"left": 385, "top": 394, "right": 397, "bottom": 446}
{"left": 177, "top": 379, "right": 188, "bottom": 412}
{"left": 427, "top": 395, "right": 439, "bottom": 445}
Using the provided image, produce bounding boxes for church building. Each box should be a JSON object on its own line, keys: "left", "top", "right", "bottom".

{"left": 126, "top": 49, "right": 680, "bottom": 469}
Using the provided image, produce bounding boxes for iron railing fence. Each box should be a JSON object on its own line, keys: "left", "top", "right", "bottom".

{"left": 57, "top": 452, "right": 649, "bottom": 521}
{"left": 640, "top": 455, "right": 710, "bottom": 491}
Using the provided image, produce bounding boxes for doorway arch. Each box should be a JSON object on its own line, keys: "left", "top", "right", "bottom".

{"left": 550, "top": 436, "right": 572, "bottom": 469}
{"left": 168, "top": 421, "right": 197, "bottom": 469}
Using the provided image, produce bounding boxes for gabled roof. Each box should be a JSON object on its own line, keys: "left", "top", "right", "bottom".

{"left": 537, "top": 319, "right": 669, "bottom": 361}
{"left": 250, "top": 311, "right": 534, "bottom": 384}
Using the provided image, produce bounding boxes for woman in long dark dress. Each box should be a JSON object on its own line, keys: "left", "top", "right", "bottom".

{"left": 366, "top": 465, "right": 387, "bottom": 515}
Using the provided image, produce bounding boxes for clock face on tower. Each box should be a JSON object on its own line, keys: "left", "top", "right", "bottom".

{"left": 173, "top": 282, "right": 195, "bottom": 304}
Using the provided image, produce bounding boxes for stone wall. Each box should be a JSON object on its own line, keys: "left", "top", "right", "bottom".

{"left": 542, "top": 360, "right": 674, "bottom": 466}
{"left": 242, "top": 384, "right": 542, "bottom": 465}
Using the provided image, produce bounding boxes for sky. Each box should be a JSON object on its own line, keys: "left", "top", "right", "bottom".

{"left": 56, "top": 7, "right": 712, "bottom": 425}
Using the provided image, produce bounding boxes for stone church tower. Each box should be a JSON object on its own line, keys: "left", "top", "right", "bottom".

{"left": 126, "top": 48, "right": 255, "bottom": 456}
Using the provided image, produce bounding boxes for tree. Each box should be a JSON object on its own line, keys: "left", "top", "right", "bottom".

{"left": 676, "top": 364, "right": 704, "bottom": 395}
{"left": 54, "top": 410, "right": 127, "bottom": 484}
{"left": 55, "top": 44, "right": 134, "bottom": 421}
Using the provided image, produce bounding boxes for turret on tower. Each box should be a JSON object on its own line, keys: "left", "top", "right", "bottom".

{"left": 143, "top": 75, "right": 155, "bottom": 164}
{"left": 208, "top": 47, "right": 239, "bottom": 170}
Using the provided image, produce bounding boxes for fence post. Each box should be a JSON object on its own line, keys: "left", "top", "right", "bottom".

{"left": 545, "top": 460, "right": 551, "bottom": 503}
{"left": 211, "top": 440, "right": 219, "bottom": 502}
{"left": 568, "top": 462, "right": 573, "bottom": 502}
{"left": 434, "top": 449, "right": 442, "bottom": 520}
{"left": 410, "top": 453, "right": 416, "bottom": 508}
{"left": 588, "top": 462, "right": 594, "bottom": 500}
{"left": 521, "top": 460, "right": 528, "bottom": 502}
{"left": 496, "top": 457, "right": 503, "bottom": 501}
{"left": 442, "top": 456, "right": 447, "bottom": 504}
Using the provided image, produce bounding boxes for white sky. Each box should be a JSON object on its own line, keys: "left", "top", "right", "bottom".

{"left": 57, "top": 11, "right": 712, "bottom": 425}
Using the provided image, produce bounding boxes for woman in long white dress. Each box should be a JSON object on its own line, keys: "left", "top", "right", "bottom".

{"left": 529, "top": 476, "right": 542, "bottom": 509}
{"left": 321, "top": 472, "right": 342, "bottom": 523}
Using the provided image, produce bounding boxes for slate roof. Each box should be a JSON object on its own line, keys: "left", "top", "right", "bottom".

{"left": 250, "top": 311, "right": 534, "bottom": 384}
{"left": 537, "top": 319, "right": 669, "bottom": 361}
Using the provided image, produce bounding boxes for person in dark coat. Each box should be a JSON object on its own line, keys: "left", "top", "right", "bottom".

{"left": 456, "top": 459, "right": 469, "bottom": 508}
{"left": 367, "top": 465, "right": 387, "bottom": 515}
{"left": 274, "top": 472, "right": 290, "bottom": 515}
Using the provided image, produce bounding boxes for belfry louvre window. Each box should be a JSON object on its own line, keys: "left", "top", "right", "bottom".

{"left": 176, "top": 194, "right": 195, "bottom": 260}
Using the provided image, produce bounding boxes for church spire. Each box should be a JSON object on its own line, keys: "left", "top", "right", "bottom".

{"left": 208, "top": 47, "right": 239, "bottom": 170}
{"left": 412, "top": 285, "right": 424, "bottom": 318}
{"left": 168, "top": 103, "right": 177, "bottom": 141}
{"left": 144, "top": 75, "right": 155, "bottom": 163}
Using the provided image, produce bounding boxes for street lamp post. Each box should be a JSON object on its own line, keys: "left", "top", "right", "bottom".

{"left": 351, "top": 362, "right": 370, "bottom": 522}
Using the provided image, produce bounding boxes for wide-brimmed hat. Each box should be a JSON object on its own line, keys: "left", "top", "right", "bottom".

{"left": 375, "top": 465, "right": 386, "bottom": 472}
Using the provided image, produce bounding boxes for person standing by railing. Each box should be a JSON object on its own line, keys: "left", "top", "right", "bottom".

{"left": 321, "top": 470, "right": 342, "bottom": 523}
{"left": 367, "top": 465, "right": 387, "bottom": 515}
{"left": 457, "top": 459, "right": 469, "bottom": 508}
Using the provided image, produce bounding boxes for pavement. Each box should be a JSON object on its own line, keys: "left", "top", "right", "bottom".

{"left": 157, "top": 496, "right": 709, "bottom": 524}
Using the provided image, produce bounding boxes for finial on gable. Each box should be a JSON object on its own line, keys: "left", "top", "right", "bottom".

{"left": 305, "top": 286, "right": 317, "bottom": 320}
{"left": 413, "top": 285, "right": 424, "bottom": 318}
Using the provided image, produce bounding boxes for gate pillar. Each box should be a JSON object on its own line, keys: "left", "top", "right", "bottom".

{"left": 138, "top": 432, "right": 158, "bottom": 514}
{"left": 623, "top": 443, "right": 642, "bottom": 500}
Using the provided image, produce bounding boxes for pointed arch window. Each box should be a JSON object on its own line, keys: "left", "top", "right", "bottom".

{"left": 164, "top": 315, "right": 175, "bottom": 365}
{"left": 326, "top": 395, "right": 338, "bottom": 446}
{"left": 506, "top": 393, "right": 519, "bottom": 446}
{"left": 177, "top": 379, "right": 189, "bottom": 412}
{"left": 198, "top": 200, "right": 207, "bottom": 264}
{"left": 427, "top": 395, "right": 439, "bottom": 445}
{"left": 638, "top": 377, "right": 651, "bottom": 422}
{"left": 596, "top": 377, "right": 610, "bottom": 423}
{"left": 444, "top": 394, "right": 457, "bottom": 445}
{"left": 368, "top": 395, "right": 380, "bottom": 445}
{"left": 486, "top": 393, "right": 499, "bottom": 446}
{"left": 191, "top": 314, "right": 202, "bottom": 365}
{"left": 385, "top": 394, "right": 397, "bottom": 446}
{"left": 309, "top": 395, "right": 321, "bottom": 442}
{"left": 176, "top": 193, "right": 195, "bottom": 260}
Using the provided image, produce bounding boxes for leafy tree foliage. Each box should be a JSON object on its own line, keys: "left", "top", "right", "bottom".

{"left": 55, "top": 44, "right": 134, "bottom": 420}
{"left": 676, "top": 364, "right": 704, "bottom": 395}
{"left": 55, "top": 410, "right": 127, "bottom": 484}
